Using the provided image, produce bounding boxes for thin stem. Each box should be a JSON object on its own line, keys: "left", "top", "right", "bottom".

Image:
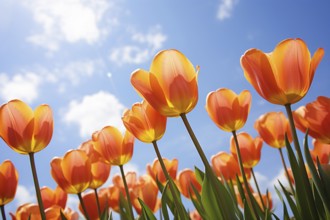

{"left": 1, "top": 205, "right": 6, "bottom": 220}
{"left": 29, "top": 153, "right": 46, "bottom": 220}
{"left": 78, "top": 192, "right": 90, "bottom": 220}
{"left": 251, "top": 168, "right": 266, "bottom": 210}
{"left": 119, "top": 165, "right": 135, "bottom": 220}
{"left": 232, "top": 131, "right": 257, "bottom": 218}
{"left": 94, "top": 188, "right": 102, "bottom": 218}
{"left": 152, "top": 141, "right": 188, "bottom": 220}
{"left": 279, "top": 148, "right": 295, "bottom": 194}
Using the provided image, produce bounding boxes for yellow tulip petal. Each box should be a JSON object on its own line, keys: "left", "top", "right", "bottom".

{"left": 33, "top": 104, "right": 53, "bottom": 152}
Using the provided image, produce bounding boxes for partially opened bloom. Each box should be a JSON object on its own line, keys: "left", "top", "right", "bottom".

{"left": 241, "top": 38, "right": 324, "bottom": 105}
{"left": 40, "top": 186, "right": 67, "bottom": 209}
{"left": 45, "top": 205, "right": 79, "bottom": 220}
{"left": 79, "top": 140, "right": 111, "bottom": 189}
{"left": 211, "top": 151, "right": 250, "bottom": 182}
{"left": 293, "top": 96, "right": 330, "bottom": 144}
{"left": 122, "top": 101, "right": 167, "bottom": 143}
{"left": 0, "top": 99, "right": 53, "bottom": 154}
{"left": 50, "top": 150, "right": 92, "bottom": 194}
{"left": 10, "top": 203, "right": 41, "bottom": 220}
{"left": 112, "top": 171, "right": 139, "bottom": 205}
{"left": 310, "top": 139, "right": 330, "bottom": 164}
{"left": 254, "top": 112, "right": 292, "bottom": 148}
{"left": 0, "top": 160, "right": 18, "bottom": 206}
{"left": 206, "top": 88, "right": 252, "bottom": 132}
{"left": 131, "top": 49, "right": 199, "bottom": 117}
{"left": 146, "top": 158, "right": 178, "bottom": 184}
{"left": 133, "top": 175, "right": 160, "bottom": 215}
{"left": 78, "top": 190, "right": 108, "bottom": 220}
{"left": 93, "top": 126, "right": 134, "bottom": 166}
{"left": 230, "top": 132, "right": 263, "bottom": 168}
{"left": 177, "top": 169, "right": 201, "bottom": 199}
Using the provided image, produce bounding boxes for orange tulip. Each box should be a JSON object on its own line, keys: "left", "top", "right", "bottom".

{"left": 211, "top": 151, "right": 250, "bottom": 182}
{"left": 78, "top": 190, "right": 108, "bottom": 220}
{"left": 105, "top": 185, "right": 121, "bottom": 212}
{"left": 92, "top": 126, "right": 134, "bottom": 166}
{"left": 45, "top": 205, "right": 79, "bottom": 220}
{"left": 10, "top": 203, "right": 41, "bottom": 220}
{"left": 40, "top": 186, "right": 67, "bottom": 209}
{"left": 79, "top": 140, "right": 111, "bottom": 189}
{"left": 177, "top": 169, "right": 201, "bottom": 199}
{"left": 230, "top": 132, "right": 263, "bottom": 168}
{"left": 206, "top": 88, "right": 252, "bottom": 132}
{"left": 189, "top": 210, "right": 202, "bottom": 220}
{"left": 133, "top": 175, "right": 160, "bottom": 215}
{"left": 254, "top": 192, "right": 273, "bottom": 211}
{"left": 50, "top": 150, "right": 92, "bottom": 194}
{"left": 131, "top": 49, "right": 199, "bottom": 117}
{"left": 0, "top": 99, "right": 53, "bottom": 154}
{"left": 122, "top": 101, "right": 167, "bottom": 143}
{"left": 112, "top": 171, "right": 139, "bottom": 204}
{"left": 310, "top": 139, "right": 330, "bottom": 164}
{"left": 0, "top": 160, "right": 18, "bottom": 206}
{"left": 146, "top": 158, "right": 178, "bottom": 185}
{"left": 293, "top": 96, "right": 330, "bottom": 144}
{"left": 241, "top": 38, "right": 324, "bottom": 105}
{"left": 254, "top": 112, "right": 292, "bottom": 148}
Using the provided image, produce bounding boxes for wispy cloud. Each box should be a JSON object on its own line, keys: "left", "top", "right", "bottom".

{"left": 22, "top": 0, "right": 117, "bottom": 52}
{"left": 217, "top": 0, "right": 239, "bottom": 21}
{"left": 109, "top": 25, "right": 167, "bottom": 65}
{"left": 63, "top": 91, "right": 126, "bottom": 138}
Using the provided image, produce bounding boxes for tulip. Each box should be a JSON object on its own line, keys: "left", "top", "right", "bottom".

{"left": 105, "top": 185, "right": 121, "bottom": 212}
{"left": 133, "top": 175, "right": 160, "bottom": 215}
{"left": 0, "top": 160, "right": 18, "bottom": 207}
{"left": 310, "top": 139, "right": 330, "bottom": 164}
{"left": 92, "top": 126, "right": 134, "bottom": 166}
{"left": 78, "top": 140, "right": 111, "bottom": 189}
{"left": 10, "top": 203, "right": 41, "bottom": 220}
{"left": 206, "top": 88, "right": 252, "bottom": 132}
{"left": 254, "top": 112, "right": 292, "bottom": 149}
{"left": 146, "top": 158, "right": 178, "bottom": 185}
{"left": 79, "top": 190, "right": 108, "bottom": 220}
{"left": 241, "top": 38, "right": 324, "bottom": 105}
{"left": 177, "top": 169, "right": 202, "bottom": 199}
{"left": 40, "top": 186, "right": 67, "bottom": 209}
{"left": 122, "top": 101, "right": 167, "bottom": 143}
{"left": 0, "top": 99, "right": 53, "bottom": 154}
{"left": 293, "top": 96, "right": 330, "bottom": 144}
{"left": 50, "top": 150, "right": 92, "bottom": 194}
{"left": 45, "top": 205, "right": 79, "bottom": 220}
{"left": 189, "top": 210, "right": 202, "bottom": 220}
{"left": 230, "top": 132, "right": 263, "bottom": 168}
{"left": 211, "top": 151, "right": 250, "bottom": 183}
{"left": 131, "top": 49, "right": 199, "bottom": 117}
{"left": 254, "top": 192, "right": 273, "bottom": 211}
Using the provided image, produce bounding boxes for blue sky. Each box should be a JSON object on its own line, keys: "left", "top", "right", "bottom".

{"left": 1, "top": 0, "right": 329, "bottom": 217}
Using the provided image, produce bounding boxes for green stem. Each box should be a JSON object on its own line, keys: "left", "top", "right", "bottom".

{"left": 278, "top": 148, "right": 295, "bottom": 194}
{"left": 28, "top": 153, "right": 46, "bottom": 220}
{"left": 1, "top": 205, "right": 6, "bottom": 220}
{"left": 251, "top": 168, "right": 266, "bottom": 210}
{"left": 94, "top": 188, "right": 102, "bottom": 219}
{"left": 152, "top": 141, "right": 188, "bottom": 220}
{"left": 119, "top": 165, "right": 135, "bottom": 220}
{"left": 232, "top": 131, "right": 257, "bottom": 218}
{"left": 78, "top": 192, "right": 90, "bottom": 220}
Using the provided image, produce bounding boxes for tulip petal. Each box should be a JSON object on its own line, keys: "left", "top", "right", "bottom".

{"left": 33, "top": 104, "right": 53, "bottom": 152}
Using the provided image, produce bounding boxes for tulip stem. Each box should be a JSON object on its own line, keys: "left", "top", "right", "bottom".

{"left": 78, "top": 192, "right": 90, "bottom": 220}
{"left": 278, "top": 148, "right": 295, "bottom": 194}
{"left": 250, "top": 168, "right": 266, "bottom": 210}
{"left": 232, "top": 131, "right": 257, "bottom": 217}
{"left": 1, "top": 205, "right": 6, "bottom": 220}
{"left": 152, "top": 141, "right": 188, "bottom": 220}
{"left": 28, "top": 153, "right": 46, "bottom": 220}
{"left": 119, "top": 165, "right": 135, "bottom": 220}
{"left": 94, "top": 188, "right": 102, "bottom": 219}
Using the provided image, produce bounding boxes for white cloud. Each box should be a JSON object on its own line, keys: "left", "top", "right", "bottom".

{"left": 23, "top": 0, "right": 113, "bottom": 51}
{"left": 13, "top": 185, "right": 35, "bottom": 206}
{"left": 0, "top": 72, "right": 42, "bottom": 103}
{"left": 63, "top": 91, "right": 126, "bottom": 138}
{"left": 217, "top": 0, "right": 239, "bottom": 20}
{"left": 109, "top": 26, "right": 167, "bottom": 65}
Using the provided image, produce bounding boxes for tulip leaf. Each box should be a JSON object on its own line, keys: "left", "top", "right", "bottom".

{"left": 243, "top": 199, "right": 255, "bottom": 220}
{"left": 189, "top": 183, "right": 208, "bottom": 219}
{"left": 119, "top": 192, "right": 133, "bottom": 220}
{"left": 138, "top": 198, "right": 157, "bottom": 220}
{"left": 194, "top": 166, "right": 204, "bottom": 184}
{"left": 278, "top": 180, "right": 301, "bottom": 219}
{"left": 274, "top": 186, "right": 290, "bottom": 220}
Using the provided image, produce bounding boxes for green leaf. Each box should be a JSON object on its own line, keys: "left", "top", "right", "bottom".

{"left": 138, "top": 198, "right": 157, "bottom": 220}
{"left": 243, "top": 199, "right": 255, "bottom": 220}
{"left": 278, "top": 180, "right": 301, "bottom": 219}
{"left": 194, "top": 166, "right": 205, "bottom": 184}
{"left": 119, "top": 192, "right": 133, "bottom": 220}
{"left": 274, "top": 186, "right": 291, "bottom": 220}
